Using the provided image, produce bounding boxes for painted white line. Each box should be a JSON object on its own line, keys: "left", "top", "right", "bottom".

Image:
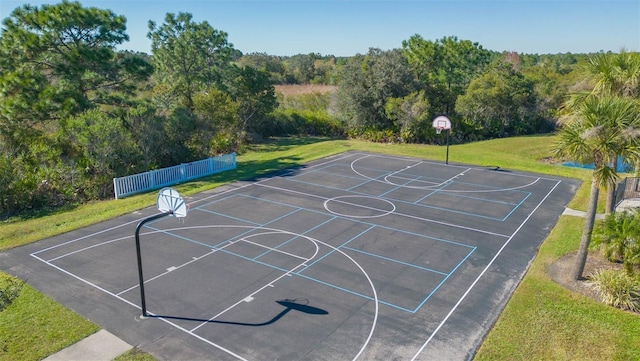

{"left": 410, "top": 179, "right": 562, "bottom": 360}
{"left": 257, "top": 182, "right": 510, "bottom": 238}
{"left": 324, "top": 195, "right": 396, "bottom": 218}
{"left": 32, "top": 217, "right": 141, "bottom": 256}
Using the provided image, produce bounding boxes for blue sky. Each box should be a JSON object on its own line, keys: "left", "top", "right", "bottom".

{"left": 1, "top": 0, "right": 639, "bottom": 56}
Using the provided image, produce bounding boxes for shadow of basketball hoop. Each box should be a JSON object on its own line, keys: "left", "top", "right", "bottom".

{"left": 150, "top": 298, "right": 328, "bottom": 327}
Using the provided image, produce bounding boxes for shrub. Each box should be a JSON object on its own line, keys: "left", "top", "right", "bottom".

{"left": 0, "top": 278, "right": 24, "bottom": 311}
{"left": 590, "top": 269, "right": 640, "bottom": 312}
{"left": 592, "top": 211, "right": 640, "bottom": 276}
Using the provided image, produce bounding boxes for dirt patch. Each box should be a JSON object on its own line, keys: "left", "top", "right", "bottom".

{"left": 274, "top": 84, "right": 337, "bottom": 97}
{"left": 547, "top": 252, "right": 621, "bottom": 301}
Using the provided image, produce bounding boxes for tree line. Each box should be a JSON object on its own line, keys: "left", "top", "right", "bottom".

{"left": 0, "top": 0, "right": 629, "bottom": 218}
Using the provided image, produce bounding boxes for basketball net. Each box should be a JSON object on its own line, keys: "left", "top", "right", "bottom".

{"left": 436, "top": 127, "right": 443, "bottom": 135}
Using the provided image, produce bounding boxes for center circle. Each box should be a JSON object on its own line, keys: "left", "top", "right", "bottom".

{"left": 324, "top": 195, "right": 396, "bottom": 218}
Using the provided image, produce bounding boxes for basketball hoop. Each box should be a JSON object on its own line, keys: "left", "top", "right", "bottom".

{"left": 157, "top": 187, "right": 188, "bottom": 218}
{"left": 135, "top": 187, "right": 188, "bottom": 318}
{"left": 432, "top": 115, "right": 453, "bottom": 165}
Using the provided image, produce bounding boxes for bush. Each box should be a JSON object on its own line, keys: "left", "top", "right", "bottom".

{"left": 0, "top": 278, "right": 24, "bottom": 311}
{"left": 590, "top": 269, "right": 640, "bottom": 312}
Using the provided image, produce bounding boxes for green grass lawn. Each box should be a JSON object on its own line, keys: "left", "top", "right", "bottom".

{"left": 1, "top": 135, "right": 637, "bottom": 360}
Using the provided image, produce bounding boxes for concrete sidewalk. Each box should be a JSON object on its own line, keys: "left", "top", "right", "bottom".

{"left": 562, "top": 207, "right": 605, "bottom": 220}
{"left": 43, "top": 329, "right": 132, "bottom": 361}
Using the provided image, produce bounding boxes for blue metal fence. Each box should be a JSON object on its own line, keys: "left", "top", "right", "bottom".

{"left": 113, "top": 153, "right": 236, "bottom": 199}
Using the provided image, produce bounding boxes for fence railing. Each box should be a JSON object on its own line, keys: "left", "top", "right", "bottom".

{"left": 615, "top": 177, "right": 640, "bottom": 207}
{"left": 113, "top": 153, "right": 236, "bottom": 199}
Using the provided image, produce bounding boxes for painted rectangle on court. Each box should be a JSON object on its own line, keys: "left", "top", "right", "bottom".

{"left": 199, "top": 194, "right": 301, "bottom": 225}
{"left": 415, "top": 191, "right": 528, "bottom": 221}
{"left": 287, "top": 168, "right": 372, "bottom": 192}
{"left": 344, "top": 226, "right": 475, "bottom": 275}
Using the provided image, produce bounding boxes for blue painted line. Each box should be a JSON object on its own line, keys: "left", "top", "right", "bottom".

{"left": 378, "top": 173, "right": 420, "bottom": 197}
{"left": 413, "top": 180, "right": 452, "bottom": 204}
{"left": 301, "top": 225, "right": 377, "bottom": 271}
{"left": 501, "top": 192, "right": 532, "bottom": 221}
{"left": 144, "top": 210, "right": 476, "bottom": 314}
{"left": 412, "top": 201, "right": 509, "bottom": 221}
{"left": 253, "top": 216, "right": 337, "bottom": 261}
{"left": 447, "top": 178, "right": 531, "bottom": 192}
{"left": 340, "top": 246, "right": 448, "bottom": 276}
{"left": 145, "top": 225, "right": 219, "bottom": 249}
{"left": 346, "top": 177, "right": 379, "bottom": 192}
{"left": 282, "top": 176, "right": 513, "bottom": 222}
{"left": 195, "top": 207, "right": 262, "bottom": 226}
{"left": 368, "top": 222, "right": 475, "bottom": 249}
{"left": 410, "top": 246, "right": 477, "bottom": 313}
{"left": 196, "top": 193, "right": 248, "bottom": 209}
{"left": 215, "top": 207, "right": 304, "bottom": 248}
{"left": 293, "top": 272, "right": 416, "bottom": 313}
{"left": 437, "top": 191, "right": 522, "bottom": 206}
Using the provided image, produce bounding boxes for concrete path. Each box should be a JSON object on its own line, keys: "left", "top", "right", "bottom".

{"left": 43, "top": 330, "right": 132, "bottom": 361}
{"left": 562, "top": 207, "right": 605, "bottom": 220}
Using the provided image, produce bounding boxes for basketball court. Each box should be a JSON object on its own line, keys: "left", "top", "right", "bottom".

{"left": 0, "top": 151, "right": 579, "bottom": 360}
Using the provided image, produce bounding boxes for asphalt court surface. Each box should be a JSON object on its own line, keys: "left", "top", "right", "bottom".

{"left": 1, "top": 151, "right": 580, "bottom": 360}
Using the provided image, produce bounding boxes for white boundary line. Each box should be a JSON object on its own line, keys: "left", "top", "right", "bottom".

{"left": 257, "top": 182, "right": 510, "bottom": 238}
{"left": 32, "top": 224, "right": 379, "bottom": 361}
{"left": 350, "top": 154, "right": 541, "bottom": 193}
{"left": 410, "top": 179, "right": 562, "bottom": 360}
{"left": 28, "top": 151, "right": 567, "bottom": 360}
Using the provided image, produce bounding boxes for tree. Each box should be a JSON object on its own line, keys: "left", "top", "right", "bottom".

{"left": 192, "top": 89, "right": 240, "bottom": 155}
{"left": 384, "top": 91, "right": 431, "bottom": 143}
{"left": 63, "top": 109, "right": 140, "bottom": 198}
{"left": 579, "top": 51, "right": 640, "bottom": 213}
{"left": 0, "top": 0, "right": 152, "bottom": 120}
{"left": 226, "top": 66, "right": 278, "bottom": 137}
{"left": 554, "top": 95, "right": 640, "bottom": 280}
{"left": 455, "top": 60, "right": 543, "bottom": 138}
{"left": 237, "top": 53, "right": 286, "bottom": 83}
{"left": 0, "top": 1, "right": 152, "bottom": 215}
{"left": 0, "top": 0, "right": 152, "bottom": 150}
{"left": 336, "top": 48, "right": 415, "bottom": 132}
{"left": 148, "top": 12, "right": 234, "bottom": 112}
{"left": 402, "top": 35, "right": 493, "bottom": 115}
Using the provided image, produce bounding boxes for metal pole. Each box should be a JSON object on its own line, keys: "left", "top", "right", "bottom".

{"left": 445, "top": 128, "right": 450, "bottom": 165}
{"left": 135, "top": 212, "right": 171, "bottom": 317}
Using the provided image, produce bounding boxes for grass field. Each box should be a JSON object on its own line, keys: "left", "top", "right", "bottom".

{"left": 1, "top": 135, "right": 638, "bottom": 360}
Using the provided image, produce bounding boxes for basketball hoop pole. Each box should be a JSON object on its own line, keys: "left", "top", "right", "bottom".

{"left": 135, "top": 211, "right": 172, "bottom": 318}
{"left": 445, "top": 128, "right": 450, "bottom": 165}
{"left": 432, "top": 115, "right": 452, "bottom": 165}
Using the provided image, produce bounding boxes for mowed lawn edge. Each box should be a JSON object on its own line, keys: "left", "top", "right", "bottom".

{"left": 2, "top": 135, "right": 637, "bottom": 360}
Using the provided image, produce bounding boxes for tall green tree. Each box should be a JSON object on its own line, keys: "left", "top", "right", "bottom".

{"left": 578, "top": 51, "right": 640, "bottom": 213}
{"left": 336, "top": 48, "right": 415, "bottom": 132}
{"left": 0, "top": 0, "right": 151, "bottom": 215}
{"left": 0, "top": 0, "right": 151, "bottom": 137}
{"left": 402, "top": 35, "right": 493, "bottom": 115}
{"left": 554, "top": 95, "right": 640, "bottom": 280}
{"left": 455, "top": 60, "right": 543, "bottom": 138}
{"left": 227, "top": 66, "right": 278, "bottom": 137}
{"left": 148, "top": 12, "right": 234, "bottom": 112}
{"left": 384, "top": 91, "right": 431, "bottom": 143}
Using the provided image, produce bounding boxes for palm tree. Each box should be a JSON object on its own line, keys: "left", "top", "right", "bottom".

{"left": 581, "top": 51, "right": 640, "bottom": 213}
{"left": 554, "top": 95, "right": 640, "bottom": 280}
